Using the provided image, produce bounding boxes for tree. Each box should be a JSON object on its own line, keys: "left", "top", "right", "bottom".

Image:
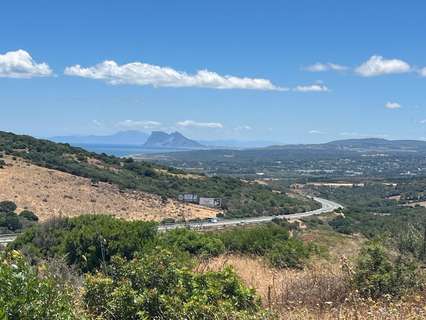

{"left": 0, "top": 201, "right": 17, "bottom": 213}
{"left": 19, "top": 210, "right": 39, "bottom": 221}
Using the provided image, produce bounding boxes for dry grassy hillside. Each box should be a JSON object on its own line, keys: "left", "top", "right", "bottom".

{"left": 199, "top": 230, "right": 426, "bottom": 320}
{"left": 0, "top": 156, "right": 219, "bottom": 222}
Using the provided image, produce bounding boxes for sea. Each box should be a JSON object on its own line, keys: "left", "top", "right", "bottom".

{"left": 71, "top": 143, "right": 184, "bottom": 157}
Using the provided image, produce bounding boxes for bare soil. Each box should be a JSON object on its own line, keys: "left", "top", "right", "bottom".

{"left": 0, "top": 156, "right": 219, "bottom": 222}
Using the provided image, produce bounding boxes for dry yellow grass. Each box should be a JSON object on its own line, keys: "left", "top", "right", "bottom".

{"left": 199, "top": 254, "right": 426, "bottom": 319}
{"left": 0, "top": 156, "right": 219, "bottom": 222}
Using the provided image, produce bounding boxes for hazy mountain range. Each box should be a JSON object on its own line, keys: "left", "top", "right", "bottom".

{"left": 51, "top": 130, "right": 279, "bottom": 150}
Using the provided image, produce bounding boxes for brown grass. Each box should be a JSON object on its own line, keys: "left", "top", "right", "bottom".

{"left": 199, "top": 254, "right": 426, "bottom": 319}
{"left": 0, "top": 156, "right": 218, "bottom": 222}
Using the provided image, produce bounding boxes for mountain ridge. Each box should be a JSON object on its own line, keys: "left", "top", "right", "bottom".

{"left": 143, "top": 131, "right": 205, "bottom": 149}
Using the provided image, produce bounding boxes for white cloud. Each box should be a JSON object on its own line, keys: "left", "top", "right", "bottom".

{"left": 309, "top": 130, "right": 324, "bottom": 134}
{"left": 355, "top": 55, "right": 410, "bottom": 77}
{"left": 385, "top": 102, "right": 401, "bottom": 109}
{"left": 0, "top": 49, "right": 52, "bottom": 78}
{"left": 234, "top": 125, "right": 252, "bottom": 131}
{"left": 419, "top": 119, "right": 426, "bottom": 124}
{"left": 304, "top": 62, "right": 348, "bottom": 72}
{"left": 116, "top": 120, "right": 162, "bottom": 129}
{"left": 418, "top": 67, "right": 426, "bottom": 77}
{"left": 92, "top": 120, "right": 103, "bottom": 127}
{"left": 177, "top": 120, "right": 223, "bottom": 129}
{"left": 293, "top": 83, "right": 329, "bottom": 92}
{"left": 64, "top": 59, "right": 286, "bottom": 91}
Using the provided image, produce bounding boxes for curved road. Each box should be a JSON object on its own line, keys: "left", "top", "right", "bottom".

{"left": 158, "top": 196, "right": 343, "bottom": 231}
{"left": 0, "top": 197, "right": 342, "bottom": 245}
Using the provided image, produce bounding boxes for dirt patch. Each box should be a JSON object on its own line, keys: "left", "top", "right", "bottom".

{"left": 0, "top": 156, "right": 219, "bottom": 222}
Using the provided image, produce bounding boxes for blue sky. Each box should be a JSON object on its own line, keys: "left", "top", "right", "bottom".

{"left": 1, "top": 1, "right": 426, "bottom": 143}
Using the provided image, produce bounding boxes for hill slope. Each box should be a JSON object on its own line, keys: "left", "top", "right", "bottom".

{"left": 0, "top": 156, "right": 217, "bottom": 222}
{"left": 0, "top": 131, "right": 318, "bottom": 220}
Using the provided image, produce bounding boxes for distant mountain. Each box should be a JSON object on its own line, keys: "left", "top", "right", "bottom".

{"left": 324, "top": 138, "right": 426, "bottom": 152}
{"left": 51, "top": 130, "right": 149, "bottom": 145}
{"left": 143, "top": 131, "right": 205, "bottom": 149}
{"left": 199, "top": 139, "right": 281, "bottom": 149}
{"left": 265, "top": 138, "right": 426, "bottom": 153}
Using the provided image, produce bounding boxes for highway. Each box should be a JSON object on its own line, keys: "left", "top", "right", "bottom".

{"left": 0, "top": 234, "right": 19, "bottom": 246}
{"left": 158, "top": 196, "right": 343, "bottom": 231}
{"left": 0, "top": 197, "right": 342, "bottom": 245}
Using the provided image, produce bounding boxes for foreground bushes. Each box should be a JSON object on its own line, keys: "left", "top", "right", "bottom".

{"left": 0, "top": 251, "right": 77, "bottom": 319}
{"left": 353, "top": 241, "right": 421, "bottom": 299}
{"left": 85, "top": 249, "right": 268, "bottom": 320}
{"left": 12, "top": 215, "right": 158, "bottom": 272}
{"left": 12, "top": 215, "right": 316, "bottom": 273}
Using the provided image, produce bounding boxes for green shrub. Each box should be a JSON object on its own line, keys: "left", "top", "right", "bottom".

{"left": 160, "top": 228, "right": 225, "bottom": 257}
{"left": 267, "top": 239, "right": 312, "bottom": 269}
{"left": 12, "top": 215, "right": 158, "bottom": 273}
{"left": 84, "top": 249, "right": 269, "bottom": 320}
{"left": 353, "top": 241, "right": 420, "bottom": 299}
{"left": 0, "top": 201, "right": 17, "bottom": 213}
{"left": 19, "top": 210, "right": 39, "bottom": 221}
{"left": 0, "top": 250, "right": 77, "bottom": 319}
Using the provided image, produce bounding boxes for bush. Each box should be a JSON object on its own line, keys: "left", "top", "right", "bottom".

{"left": 218, "top": 223, "right": 290, "bottom": 255}
{"left": 12, "top": 215, "right": 158, "bottom": 273}
{"left": 353, "top": 241, "right": 420, "bottom": 299}
{"left": 84, "top": 249, "right": 268, "bottom": 320}
{"left": 160, "top": 228, "right": 225, "bottom": 257}
{"left": 0, "top": 201, "right": 17, "bottom": 213}
{"left": 0, "top": 251, "right": 77, "bottom": 319}
{"left": 328, "top": 216, "right": 355, "bottom": 234}
{"left": 19, "top": 210, "right": 39, "bottom": 221}
{"left": 267, "top": 239, "right": 312, "bottom": 269}
{"left": 0, "top": 212, "right": 22, "bottom": 231}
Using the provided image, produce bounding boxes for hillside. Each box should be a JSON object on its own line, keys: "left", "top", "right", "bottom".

{"left": 0, "top": 156, "right": 217, "bottom": 222}
{"left": 0, "top": 131, "right": 318, "bottom": 220}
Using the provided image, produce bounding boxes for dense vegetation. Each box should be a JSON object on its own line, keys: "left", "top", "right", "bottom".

{"left": 4, "top": 214, "right": 425, "bottom": 319}
{"left": 11, "top": 214, "right": 315, "bottom": 272}
{"left": 0, "top": 131, "right": 318, "bottom": 218}
{"left": 3, "top": 214, "right": 321, "bottom": 319}
{"left": 0, "top": 200, "right": 38, "bottom": 234}
{"left": 0, "top": 250, "right": 77, "bottom": 319}
{"left": 312, "top": 182, "right": 426, "bottom": 263}
{"left": 0, "top": 249, "right": 269, "bottom": 319}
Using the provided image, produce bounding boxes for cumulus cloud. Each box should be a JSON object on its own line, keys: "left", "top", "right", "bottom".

{"left": 293, "top": 83, "right": 329, "bottom": 92}
{"left": 385, "top": 102, "right": 401, "bottom": 109}
{"left": 116, "top": 120, "right": 162, "bottom": 129}
{"left": 355, "top": 55, "right": 411, "bottom": 77}
{"left": 304, "top": 62, "right": 348, "bottom": 72}
{"left": 64, "top": 59, "right": 286, "bottom": 91}
{"left": 177, "top": 120, "right": 223, "bottom": 129}
{"left": 0, "top": 49, "right": 52, "bottom": 78}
